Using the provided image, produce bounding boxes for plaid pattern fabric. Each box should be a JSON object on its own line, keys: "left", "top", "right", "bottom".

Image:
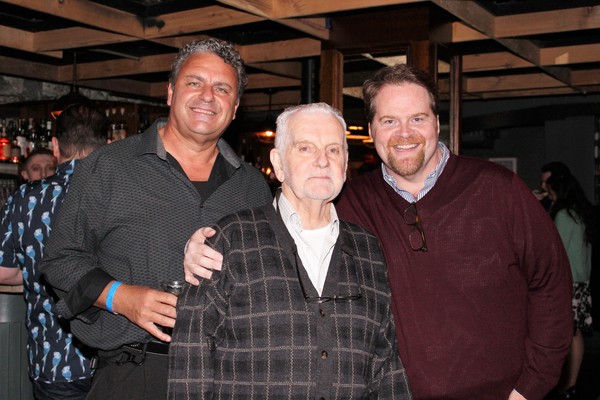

{"left": 168, "top": 205, "right": 411, "bottom": 399}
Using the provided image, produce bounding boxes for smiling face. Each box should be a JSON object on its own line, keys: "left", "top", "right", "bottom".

{"left": 369, "top": 83, "right": 440, "bottom": 186}
{"left": 166, "top": 52, "right": 239, "bottom": 143}
{"left": 271, "top": 111, "right": 348, "bottom": 210}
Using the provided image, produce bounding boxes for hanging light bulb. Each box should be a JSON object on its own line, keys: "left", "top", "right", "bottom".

{"left": 51, "top": 51, "right": 90, "bottom": 119}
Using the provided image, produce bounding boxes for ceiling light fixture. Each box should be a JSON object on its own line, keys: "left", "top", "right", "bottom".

{"left": 51, "top": 51, "right": 90, "bottom": 119}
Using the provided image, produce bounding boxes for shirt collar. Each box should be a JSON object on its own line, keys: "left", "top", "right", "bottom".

{"left": 137, "top": 117, "right": 242, "bottom": 170}
{"left": 274, "top": 191, "right": 339, "bottom": 236}
{"left": 382, "top": 142, "right": 450, "bottom": 202}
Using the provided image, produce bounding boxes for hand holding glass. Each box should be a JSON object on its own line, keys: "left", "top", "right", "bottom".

{"left": 160, "top": 280, "right": 183, "bottom": 336}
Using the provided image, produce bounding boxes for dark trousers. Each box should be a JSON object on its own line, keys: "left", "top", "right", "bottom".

{"left": 85, "top": 351, "right": 168, "bottom": 400}
{"left": 33, "top": 378, "right": 92, "bottom": 400}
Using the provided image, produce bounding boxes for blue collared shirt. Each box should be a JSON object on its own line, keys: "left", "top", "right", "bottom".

{"left": 382, "top": 142, "right": 450, "bottom": 203}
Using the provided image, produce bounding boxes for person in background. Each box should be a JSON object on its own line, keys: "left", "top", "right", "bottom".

{"left": 533, "top": 161, "right": 571, "bottom": 211}
{"left": 183, "top": 64, "right": 573, "bottom": 400}
{"left": 0, "top": 103, "right": 108, "bottom": 400}
{"left": 545, "top": 170, "right": 594, "bottom": 400}
{"left": 41, "top": 38, "right": 272, "bottom": 400}
{"left": 20, "top": 148, "right": 57, "bottom": 182}
{"left": 168, "top": 103, "right": 412, "bottom": 399}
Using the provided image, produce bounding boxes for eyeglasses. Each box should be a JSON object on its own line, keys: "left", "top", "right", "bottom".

{"left": 404, "top": 202, "right": 428, "bottom": 252}
{"left": 293, "top": 251, "right": 362, "bottom": 304}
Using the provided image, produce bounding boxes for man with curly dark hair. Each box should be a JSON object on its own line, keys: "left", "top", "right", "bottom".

{"left": 42, "top": 39, "right": 272, "bottom": 399}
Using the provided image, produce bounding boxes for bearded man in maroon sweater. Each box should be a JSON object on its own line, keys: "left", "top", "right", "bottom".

{"left": 182, "top": 65, "right": 572, "bottom": 400}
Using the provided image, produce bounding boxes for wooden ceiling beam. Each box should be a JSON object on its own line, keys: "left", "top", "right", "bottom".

{"left": 495, "top": 6, "right": 600, "bottom": 37}
{"left": 541, "top": 43, "right": 600, "bottom": 66}
{"left": 144, "top": 6, "right": 264, "bottom": 39}
{"left": 48, "top": 38, "right": 318, "bottom": 83}
{"left": 276, "top": 17, "right": 329, "bottom": 40}
{"left": 431, "top": 0, "right": 578, "bottom": 92}
{"left": 431, "top": 22, "right": 488, "bottom": 43}
{"left": 33, "top": 28, "right": 139, "bottom": 52}
{"left": 214, "top": 1, "right": 329, "bottom": 39}
{"left": 239, "top": 38, "right": 321, "bottom": 63}
{"left": 271, "top": 0, "right": 426, "bottom": 18}
{"left": 571, "top": 69, "right": 600, "bottom": 86}
{"left": 464, "top": 73, "right": 564, "bottom": 93}
{"left": 0, "top": 56, "right": 58, "bottom": 81}
{"left": 0, "top": 25, "right": 34, "bottom": 51}
{"left": 248, "top": 61, "right": 303, "bottom": 79}
{"left": 2, "top": 0, "right": 144, "bottom": 37}
{"left": 214, "top": 0, "right": 273, "bottom": 18}
{"left": 246, "top": 73, "right": 301, "bottom": 90}
{"left": 0, "top": 25, "right": 62, "bottom": 58}
{"left": 149, "top": 35, "right": 212, "bottom": 49}
{"left": 471, "top": 87, "right": 579, "bottom": 99}
{"left": 59, "top": 53, "right": 175, "bottom": 81}
{"left": 462, "top": 52, "right": 532, "bottom": 72}
{"left": 82, "top": 78, "right": 159, "bottom": 98}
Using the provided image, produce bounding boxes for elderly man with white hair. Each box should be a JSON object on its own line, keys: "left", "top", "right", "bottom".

{"left": 167, "top": 102, "right": 412, "bottom": 400}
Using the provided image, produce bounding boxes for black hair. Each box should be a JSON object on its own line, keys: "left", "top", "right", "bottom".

{"left": 55, "top": 103, "right": 108, "bottom": 160}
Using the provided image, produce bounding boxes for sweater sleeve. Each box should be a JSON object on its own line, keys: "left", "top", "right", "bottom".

{"left": 509, "top": 175, "right": 572, "bottom": 399}
{"left": 168, "top": 226, "right": 228, "bottom": 400}
{"left": 369, "top": 293, "right": 412, "bottom": 399}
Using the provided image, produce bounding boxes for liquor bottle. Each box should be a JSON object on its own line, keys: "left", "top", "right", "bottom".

{"left": 110, "top": 108, "right": 118, "bottom": 141}
{"left": 115, "top": 107, "right": 127, "bottom": 140}
{"left": 15, "top": 118, "right": 27, "bottom": 158}
{"left": 45, "top": 120, "right": 54, "bottom": 150}
{"left": 0, "top": 121, "right": 9, "bottom": 162}
{"left": 5, "top": 119, "right": 20, "bottom": 163}
{"left": 26, "top": 118, "right": 44, "bottom": 155}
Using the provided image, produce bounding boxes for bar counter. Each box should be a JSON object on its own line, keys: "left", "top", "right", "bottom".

{"left": 0, "top": 284, "right": 34, "bottom": 400}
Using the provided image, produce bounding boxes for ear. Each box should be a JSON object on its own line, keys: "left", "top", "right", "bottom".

{"left": 232, "top": 100, "right": 240, "bottom": 121}
{"left": 270, "top": 148, "right": 285, "bottom": 183}
{"left": 20, "top": 170, "right": 29, "bottom": 181}
{"left": 51, "top": 137, "right": 60, "bottom": 160}
{"left": 368, "top": 123, "right": 374, "bottom": 140}
{"left": 167, "top": 83, "right": 174, "bottom": 106}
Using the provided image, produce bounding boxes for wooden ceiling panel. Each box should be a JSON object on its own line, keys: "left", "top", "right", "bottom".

{"left": 0, "top": 0, "right": 599, "bottom": 108}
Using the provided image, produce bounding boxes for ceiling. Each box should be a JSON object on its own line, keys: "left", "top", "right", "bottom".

{"left": 1, "top": 0, "right": 600, "bottom": 116}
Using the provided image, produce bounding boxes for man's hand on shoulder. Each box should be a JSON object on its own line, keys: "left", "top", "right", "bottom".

{"left": 184, "top": 227, "right": 223, "bottom": 285}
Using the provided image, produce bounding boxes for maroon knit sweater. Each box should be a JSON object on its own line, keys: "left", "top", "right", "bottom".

{"left": 336, "top": 153, "right": 572, "bottom": 400}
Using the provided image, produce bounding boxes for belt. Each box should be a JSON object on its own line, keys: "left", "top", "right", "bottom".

{"left": 124, "top": 341, "right": 170, "bottom": 355}
{"left": 92, "top": 341, "right": 169, "bottom": 369}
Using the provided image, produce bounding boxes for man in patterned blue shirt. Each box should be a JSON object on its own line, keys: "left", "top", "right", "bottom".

{"left": 0, "top": 103, "right": 108, "bottom": 400}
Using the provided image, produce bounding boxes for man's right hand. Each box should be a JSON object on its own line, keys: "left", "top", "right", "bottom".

{"left": 184, "top": 227, "right": 223, "bottom": 285}
{"left": 109, "top": 283, "right": 178, "bottom": 342}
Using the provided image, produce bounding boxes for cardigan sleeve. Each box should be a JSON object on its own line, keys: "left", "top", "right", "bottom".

{"left": 168, "top": 227, "right": 229, "bottom": 400}
{"left": 368, "top": 294, "right": 412, "bottom": 399}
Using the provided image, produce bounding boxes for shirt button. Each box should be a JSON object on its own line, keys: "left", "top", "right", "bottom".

{"left": 319, "top": 309, "right": 326, "bottom": 317}
{"left": 321, "top": 350, "right": 328, "bottom": 359}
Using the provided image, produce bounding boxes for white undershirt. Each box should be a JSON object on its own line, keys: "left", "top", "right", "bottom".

{"left": 276, "top": 193, "right": 339, "bottom": 295}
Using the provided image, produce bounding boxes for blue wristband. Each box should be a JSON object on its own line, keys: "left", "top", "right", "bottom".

{"left": 106, "top": 281, "right": 122, "bottom": 314}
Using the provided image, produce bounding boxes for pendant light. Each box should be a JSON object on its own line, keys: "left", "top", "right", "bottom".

{"left": 51, "top": 51, "right": 90, "bottom": 119}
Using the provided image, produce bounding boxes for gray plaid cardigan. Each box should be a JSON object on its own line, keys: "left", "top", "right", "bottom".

{"left": 168, "top": 204, "right": 412, "bottom": 399}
